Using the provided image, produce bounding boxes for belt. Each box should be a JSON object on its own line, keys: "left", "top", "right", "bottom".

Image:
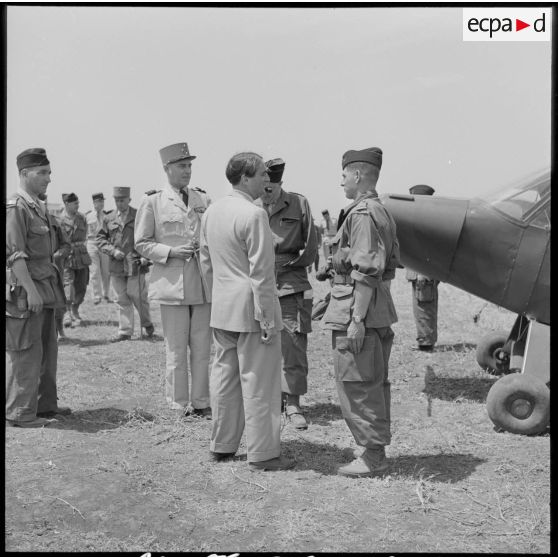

{"left": 71, "top": 241, "right": 86, "bottom": 247}
{"left": 332, "top": 274, "right": 354, "bottom": 285}
{"left": 275, "top": 253, "right": 298, "bottom": 265}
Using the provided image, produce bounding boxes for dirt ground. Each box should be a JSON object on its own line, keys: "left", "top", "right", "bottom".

{"left": 4, "top": 272, "right": 550, "bottom": 554}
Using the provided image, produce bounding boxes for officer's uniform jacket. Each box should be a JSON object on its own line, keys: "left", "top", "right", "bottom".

{"left": 85, "top": 209, "right": 109, "bottom": 242}
{"left": 134, "top": 184, "right": 210, "bottom": 305}
{"left": 322, "top": 191, "right": 400, "bottom": 331}
{"left": 97, "top": 206, "right": 142, "bottom": 277}
{"left": 6, "top": 189, "right": 66, "bottom": 314}
{"left": 58, "top": 210, "right": 91, "bottom": 269}
{"left": 199, "top": 190, "right": 282, "bottom": 333}
{"left": 49, "top": 211, "right": 71, "bottom": 272}
{"left": 255, "top": 189, "right": 318, "bottom": 297}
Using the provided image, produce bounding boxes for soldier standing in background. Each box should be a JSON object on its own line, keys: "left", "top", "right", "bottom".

{"left": 135, "top": 143, "right": 212, "bottom": 417}
{"left": 256, "top": 157, "right": 318, "bottom": 429}
{"left": 322, "top": 147, "right": 400, "bottom": 477}
{"left": 6, "top": 148, "right": 71, "bottom": 427}
{"left": 85, "top": 192, "right": 112, "bottom": 304}
{"left": 59, "top": 193, "right": 91, "bottom": 328}
{"left": 97, "top": 186, "right": 154, "bottom": 342}
{"left": 320, "top": 209, "right": 337, "bottom": 262}
{"left": 406, "top": 184, "right": 439, "bottom": 351}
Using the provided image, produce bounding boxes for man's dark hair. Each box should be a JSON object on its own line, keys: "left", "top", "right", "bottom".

{"left": 225, "top": 152, "right": 263, "bottom": 186}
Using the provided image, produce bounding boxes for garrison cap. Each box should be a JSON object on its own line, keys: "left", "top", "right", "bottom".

{"left": 159, "top": 142, "right": 196, "bottom": 166}
{"left": 342, "top": 147, "right": 383, "bottom": 170}
{"left": 17, "top": 148, "right": 50, "bottom": 171}
{"left": 62, "top": 192, "right": 78, "bottom": 203}
{"left": 265, "top": 158, "right": 285, "bottom": 183}
{"left": 92, "top": 192, "right": 105, "bottom": 201}
{"left": 409, "top": 184, "right": 435, "bottom": 196}
{"left": 113, "top": 186, "right": 131, "bottom": 198}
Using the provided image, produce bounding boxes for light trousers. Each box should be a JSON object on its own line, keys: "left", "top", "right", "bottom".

{"left": 210, "top": 328, "right": 282, "bottom": 462}
{"left": 111, "top": 274, "right": 152, "bottom": 336}
{"left": 87, "top": 241, "right": 111, "bottom": 300}
{"left": 160, "top": 303, "right": 211, "bottom": 409}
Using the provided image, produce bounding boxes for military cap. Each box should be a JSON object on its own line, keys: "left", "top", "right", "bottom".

{"left": 159, "top": 142, "right": 196, "bottom": 166}
{"left": 321, "top": 209, "right": 329, "bottom": 215}
{"left": 113, "top": 186, "right": 131, "bottom": 198}
{"left": 265, "top": 158, "right": 286, "bottom": 183}
{"left": 342, "top": 147, "right": 383, "bottom": 170}
{"left": 62, "top": 192, "right": 78, "bottom": 203}
{"left": 92, "top": 192, "right": 105, "bottom": 201}
{"left": 409, "top": 184, "right": 435, "bottom": 196}
{"left": 17, "top": 148, "right": 50, "bottom": 171}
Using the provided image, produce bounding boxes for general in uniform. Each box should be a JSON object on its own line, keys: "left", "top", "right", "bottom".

{"left": 97, "top": 186, "right": 154, "bottom": 342}
{"left": 59, "top": 192, "right": 91, "bottom": 327}
{"left": 134, "top": 143, "right": 211, "bottom": 416}
{"left": 85, "top": 192, "right": 112, "bottom": 304}
{"left": 256, "top": 158, "right": 318, "bottom": 429}
{"left": 6, "top": 148, "right": 72, "bottom": 427}
{"left": 321, "top": 147, "right": 400, "bottom": 477}
{"left": 406, "top": 184, "right": 439, "bottom": 351}
{"left": 200, "top": 151, "right": 294, "bottom": 471}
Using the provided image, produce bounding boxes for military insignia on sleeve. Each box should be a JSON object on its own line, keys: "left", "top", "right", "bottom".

{"left": 193, "top": 207, "right": 206, "bottom": 214}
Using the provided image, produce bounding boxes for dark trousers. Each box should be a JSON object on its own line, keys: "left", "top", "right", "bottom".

{"left": 280, "top": 292, "right": 312, "bottom": 396}
{"left": 64, "top": 266, "right": 89, "bottom": 307}
{"left": 5, "top": 308, "right": 59, "bottom": 421}
{"left": 332, "top": 327, "right": 394, "bottom": 447}
{"left": 411, "top": 281, "right": 438, "bottom": 346}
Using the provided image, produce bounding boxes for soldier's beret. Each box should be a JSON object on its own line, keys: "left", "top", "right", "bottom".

{"left": 62, "top": 192, "right": 78, "bottom": 203}
{"left": 159, "top": 142, "right": 196, "bottom": 166}
{"left": 265, "top": 158, "right": 285, "bottom": 183}
{"left": 92, "top": 192, "right": 105, "bottom": 201}
{"left": 409, "top": 184, "right": 435, "bottom": 196}
{"left": 342, "top": 147, "right": 383, "bottom": 170}
{"left": 113, "top": 186, "right": 131, "bottom": 198}
{"left": 17, "top": 148, "right": 50, "bottom": 171}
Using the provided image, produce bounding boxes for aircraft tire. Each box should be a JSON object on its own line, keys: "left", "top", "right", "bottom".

{"left": 476, "top": 331, "right": 510, "bottom": 374}
{"left": 486, "top": 373, "right": 549, "bottom": 435}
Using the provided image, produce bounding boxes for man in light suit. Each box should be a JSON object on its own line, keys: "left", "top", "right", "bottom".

{"left": 200, "top": 152, "right": 295, "bottom": 471}
{"left": 135, "top": 142, "right": 212, "bottom": 417}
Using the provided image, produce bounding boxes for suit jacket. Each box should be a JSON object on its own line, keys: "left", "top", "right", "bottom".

{"left": 134, "top": 184, "right": 211, "bottom": 305}
{"left": 200, "top": 189, "right": 282, "bottom": 333}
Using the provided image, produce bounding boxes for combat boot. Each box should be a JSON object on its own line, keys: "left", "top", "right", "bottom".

{"left": 56, "top": 317, "right": 67, "bottom": 342}
{"left": 285, "top": 394, "right": 308, "bottom": 430}
{"left": 338, "top": 446, "right": 388, "bottom": 478}
{"left": 70, "top": 304, "right": 82, "bottom": 326}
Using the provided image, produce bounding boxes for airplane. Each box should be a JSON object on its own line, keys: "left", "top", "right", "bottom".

{"left": 381, "top": 169, "right": 550, "bottom": 436}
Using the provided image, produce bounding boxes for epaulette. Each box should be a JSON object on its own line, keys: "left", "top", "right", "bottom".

{"left": 84, "top": 209, "right": 91, "bottom": 214}
{"left": 103, "top": 209, "right": 112, "bottom": 214}
{"left": 6, "top": 197, "right": 20, "bottom": 209}
{"left": 191, "top": 186, "right": 206, "bottom": 194}
{"left": 145, "top": 189, "right": 161, "bottom": 196}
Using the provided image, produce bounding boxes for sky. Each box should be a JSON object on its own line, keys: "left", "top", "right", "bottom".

{"left": 5, "top": 5, "right": 552, "bottom": 216}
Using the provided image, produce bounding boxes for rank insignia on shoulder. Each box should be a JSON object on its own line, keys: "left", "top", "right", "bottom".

{"left": 145, "top": 189, "right": 161, "bottom": 196}
{"left": 193, "top": 207, "right": 206, "bottom": 213}
{"left": 192, "top": 187, "right": 206, "bottom": 193}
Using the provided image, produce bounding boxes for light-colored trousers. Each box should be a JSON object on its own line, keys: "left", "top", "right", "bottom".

{"left": 111, "top": 274, "right": 152, "bottom": 336}
{"left": 160, "top": 303, "right": 211, "bottom": 410}
{"left": 210, "top": 328, "right": 282, "bottom": 463}
{"left": 87, "top": 241, "right": 111, "bottom": 300}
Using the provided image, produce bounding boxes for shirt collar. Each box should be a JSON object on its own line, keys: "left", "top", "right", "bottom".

{"left": 231, "top": 189, "right": 256, "bottom": 203}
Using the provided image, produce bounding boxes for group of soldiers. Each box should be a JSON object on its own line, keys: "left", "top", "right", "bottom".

{"left": 5, "top": 142, "right": 438, "bottom": 478}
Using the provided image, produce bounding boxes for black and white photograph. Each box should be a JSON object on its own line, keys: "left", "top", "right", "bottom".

{"left": 4, "top": 3, "right": 552, "bottom": 555}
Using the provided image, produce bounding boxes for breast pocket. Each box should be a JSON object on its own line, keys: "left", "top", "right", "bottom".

{"left": 280, "top": 216, "right": 300, "bottom": 228}
{"left": 28, "top": 222, "right": 51, "bottom": 254}
{"left": 161, "top": 215, "right": 186, "bottom": 237}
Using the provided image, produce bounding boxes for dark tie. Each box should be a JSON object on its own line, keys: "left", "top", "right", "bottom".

{"left": 181, "top": 189, "right": 189, "bottom": 207}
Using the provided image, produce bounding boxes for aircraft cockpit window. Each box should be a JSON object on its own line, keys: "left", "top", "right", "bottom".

{"left": 529, "top": 205, "right": 551, "bottom": 229}
{"left": 482, "top": 171, "right": 550, "bottom": 222}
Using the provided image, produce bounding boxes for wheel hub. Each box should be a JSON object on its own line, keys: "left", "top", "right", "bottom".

{"left": 510, "top": 398, "right": 532, "bottom": 419}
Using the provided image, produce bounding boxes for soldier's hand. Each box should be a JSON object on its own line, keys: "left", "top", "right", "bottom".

{"left": 139, "top": 257, "right": 151, "bottom": 267}
{"left": 169, "top": 245, "right": 196, "bottom": 259}
{"left": 26, "top": 287, "right": 44, "bottom": 313}
{"left": 261, "top": 327, "right": 277, "bottom": 345}
{"left": 346, "top": 320, "right": 365, "bottom": 353}
{"left": 113, "top": 249, "right": 126, "bottom": 261}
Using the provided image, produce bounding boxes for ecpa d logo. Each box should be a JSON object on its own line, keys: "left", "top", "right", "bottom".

{"left": 463, "top": 8, "right": 551, "bottom": 42}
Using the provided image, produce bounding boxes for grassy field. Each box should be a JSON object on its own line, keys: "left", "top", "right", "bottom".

{"left": 4, "top": 271, "right": 550, "bottom": 554}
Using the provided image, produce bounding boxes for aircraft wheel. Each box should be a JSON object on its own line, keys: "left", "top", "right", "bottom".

{"left": 486, "top": 373, "right": 549, "bottom": 435}
{"left": 476, "top": 331, "right": 510, "bottom": 374}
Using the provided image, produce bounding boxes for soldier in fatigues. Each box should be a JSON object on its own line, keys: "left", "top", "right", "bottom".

{"left": 256, "top": 158, "right": 318, "bottom": 429}
{"left": 406, "top": 184, "right": 439, "bottom": 351}
{"left": 59, "top": 193, "right": 91, "bottom": 327}
{"left": 322, "top": 147, "right": 400, "bottom": 477}
{"left": 6, "top": 148, "right": 72, "bottom": 427}
{"left": 135, "top": 143, "right": 212, "bottom": 417}
{"left": 97, "top": 186, "right": 154, "bottom": 342}
{"left": 85, "top": 192, "right": 112, "bottom": 304}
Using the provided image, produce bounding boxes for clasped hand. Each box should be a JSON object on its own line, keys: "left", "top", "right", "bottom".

{"left": 346, "top": 320, "right": 365, "bottom": 353}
